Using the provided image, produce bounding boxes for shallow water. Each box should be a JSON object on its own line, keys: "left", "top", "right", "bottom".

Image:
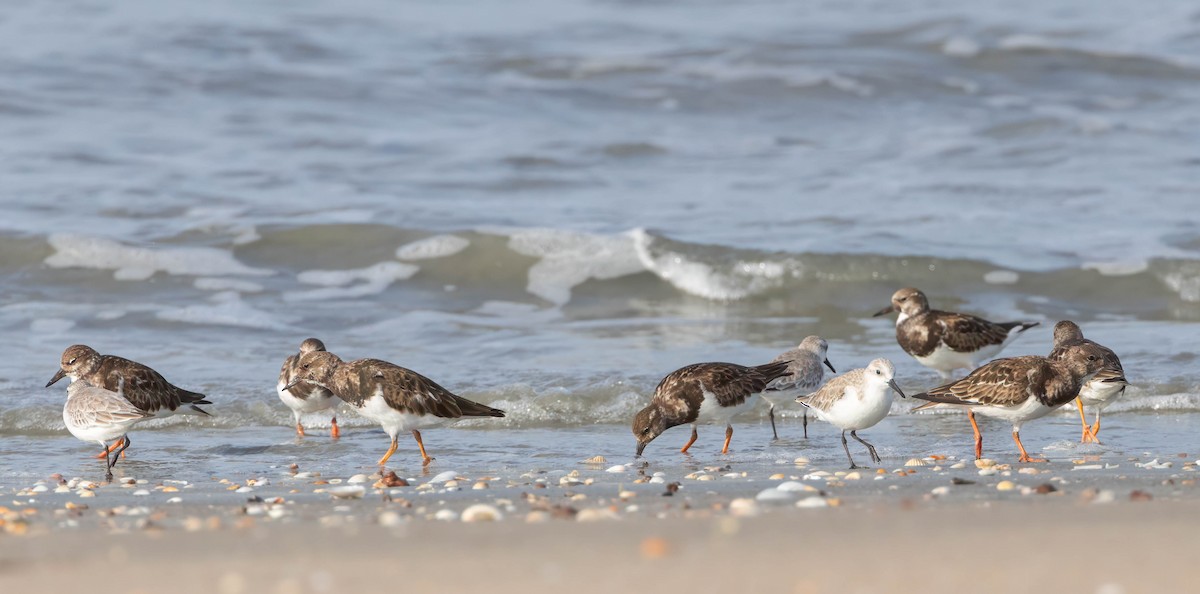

{"left": 1, "top": 1, "right": 1199, "bottom": 471}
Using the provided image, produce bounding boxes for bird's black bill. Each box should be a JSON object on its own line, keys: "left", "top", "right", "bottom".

{"left": 282, "top": 378, "right": 302, "bottom": 392}
{"left": 824, "top": 359, "right": 836, "bottom": 374}
{"left": 872, "top": 305, "right": 896, "bottom": 317}
{"left": 635, "top": 442, "right": 646, "bottom": 457}
{"left": 888, "top": 379, "right": 906, "bottom": 398}
{"left": 45, "top": 369, "right": 67, "bottom": 388}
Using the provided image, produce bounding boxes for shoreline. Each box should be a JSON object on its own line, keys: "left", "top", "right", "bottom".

{"left": 3, "top": 499, "right": 1197, "bottom": 593}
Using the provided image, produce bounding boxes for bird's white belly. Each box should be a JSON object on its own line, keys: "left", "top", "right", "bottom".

{"left": 355, "top": 389, "right": 447, "bottom": 437}
{"left": 1077, "top": 380, "right": 1124, "bottom": 409}
{"left": 972, "top": 396, "right": 1055, "bottom": 430}
{"left": 63, "top": 409, "right": 132, "bottom": 445}
{"left": 914, "top": 343, "right": 1000, "bottom": 374}
{"left": 696, "top": 390, "right": 758, "bottom": 425}
{"left": 816, "top": 387, "right": 894, "bottom": 431}
{"left": 277, "top": 383, "right": 338, "bottom": 414}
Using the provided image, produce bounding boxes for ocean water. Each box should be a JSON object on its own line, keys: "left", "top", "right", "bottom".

{"left": 2, "top": 0, "right": 1199, "bottom": 476}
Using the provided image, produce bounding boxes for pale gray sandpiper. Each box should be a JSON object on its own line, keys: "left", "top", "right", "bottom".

{"left": 764, "top": 336, "right": 835, "bottom": 439}
{"left": 283, "top": 350, "right": 505, "bottom": 466}
{"left": 910, "top": 343, "right": 1115, "bottom": 462}
{"left": 46, "top": 344, "right": 212, "bottom": 459}
{"left": 1048, "top": 321, "right": 1128, "bottom": 444}
{"left": 278, "top": 338, "right": 341, "bottom": 438}
{"left": 633, "top": 360, "right": 791, "bottom": 456}
{"left": 795, "top": 358, "right": 904, "bottom": 469}
{"left": 63, "top": 380, "right": 153, "bottom": 481}
{"left": 873, "top": 287, "right": 1038, "bottom": 379}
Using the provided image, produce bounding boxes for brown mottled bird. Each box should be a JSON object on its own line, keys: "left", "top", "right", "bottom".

{"left": 910, "top": 343, "right": 1115, "bottom": 462}
{"left": 46, "top": 344, "right": 211, "bottom": 458}
{"left": 874, "top": 287, "right": 1038, "bottom": 379}
{"left": 633, "top": 360, "right": 791, "bottom": 456}
{"left": 1048, "top": 321, "right": 1128, "bottom": 444}
{"left": 284, "top": 350, "right": 504, "bottom": 466}
{"left": 277, "top": 338, "right": 341, "bottom": 438}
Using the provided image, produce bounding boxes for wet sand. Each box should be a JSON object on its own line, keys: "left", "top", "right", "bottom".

{"left": 2, "top": 450, "right": 1197, "bottom": 593}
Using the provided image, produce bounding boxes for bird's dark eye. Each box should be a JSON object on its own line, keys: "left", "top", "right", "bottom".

{"left": 875, "top": 370, "right": 881, "bottom": 375}
{"left": 67, "top": 358, "right": 76, "bottom": 365}
{"left": 1087, "top": 355, "right": 1097, "bottom": 362}
{"left": 301, "top": 364, "right": 310, "bottom": 370}
{"left": 898, "top": 297, "right": 907, "bottom": 302}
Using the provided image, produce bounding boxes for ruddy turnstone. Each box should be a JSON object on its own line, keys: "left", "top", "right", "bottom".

{"left": 910, "top": 343, "right": 1114, "bottom": 462}
{"left": 873, "top": 287, "right": 1039, "bottom": 378}
{"left": 795, "top": 358, "right": 904, "bottom": 469}
{"left": 278, "top": 338, "right": 340, "bottom": 438}
{"left": 633, "top": 360, "right": 791, "bottom": 456}
{"left": 283, "top": 350, "right": 505, "bottom": 466}
{"left": 1048, "top": 321, "right": 1128, "bottom": 444}
{"left": 63, "top": 380, "right": 153, "bottom": 481}
{"left": 764, "top": 336, "right": 835, "bottom": 439}
{"left": 46, "top": 344, "right": 211, "bottom": 458}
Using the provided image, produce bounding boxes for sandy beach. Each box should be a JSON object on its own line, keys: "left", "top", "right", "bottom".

{"left": 3, "top": 444, "right": 1198, "bottom": 594}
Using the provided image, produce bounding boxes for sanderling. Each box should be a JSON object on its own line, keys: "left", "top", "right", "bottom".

{"left": 795, "top": 358, "right": 904, "bottom": 469}
{"left": 764, "top": 336, "right": 835, "bottom": 439}
{"left": 63, "top": 380, "right": 153, "bottom": 481}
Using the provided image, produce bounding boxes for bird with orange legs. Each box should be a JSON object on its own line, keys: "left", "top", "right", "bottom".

{"left": 910, "top": 342, "right": 1113, "bottom": 462}
{"left": 1047, "top": 321, "right": 1128, "bottom": 444}
{"left": 633, "top": 360, "right": 791, "bottom": 457}
{"left": 278, "top": 338, "right": 341, "bottom": 438}
{"left": 284, "top": 350, "right": 504, "bottom": 467}
{"left": 46, "top": 344, "right": 211, "bottom": 459}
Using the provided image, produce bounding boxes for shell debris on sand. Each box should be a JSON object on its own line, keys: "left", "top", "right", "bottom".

{"left": 327, "top": 486, "right": 366, "bottom": 500}
{"left": 461, "top": 504, "right": 503, "bottom": 522}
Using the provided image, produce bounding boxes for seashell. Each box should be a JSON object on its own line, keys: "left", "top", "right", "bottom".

{"left": 460, "top": 504, "right": 502, "bottom": 522}
{"left": 434, "top": 509, "right": 459, "bottom": 522}
{"left": 974, "top": 459, "right": 996, "bottom": 469}
{"left": 930, "top": 486, "right": 950, "bottom": 496}
{"left": 472, "top": 481, "right": 489, "bottom": 490}
{"left": 978, "top": 468, "right": 998, "bottom": 476}
{"left": 132, "top": 489, "right": 150, "bottom": 496}
{"left": 754, "top": 488, "right": 794, "bottom": 503}
{"left": 844, "top": 472, "right": 862, "bottom": 481}
{"left": 576, "top": 508, "right": 619, "bottom": 522}
{"left": 696, "top": 475, "right": 715, "bottom": 481}
{"left": 327, "top": 486, "right": 366, "bottom": 499}
{"left": 904, "top": 458, "right": 926, "bottom": 467}
{"left": 347, "top": 474, "right": 369, "bottom": 484}
{"left": 775, "top": 481, "right": 815, "bottom": 493}
{"left": 605, "top": 465, "right": 627, "bottom": 473}
{"left": 769, "top": 473, "right": 786, "bottom": 480}
{"left": 728, "top": 498, "right": 760, "bottom": 517}
{"left": 582, "top": 456, "right": 606, "bottom": 464}
{"left": 794, "top": 497, "right": 828, "bottom": 509}
{"left": 428, "top": 471, "right": 459, "bottom": 483}
{"left": 996, "top": 481, "right": 1015, "bottom": 491}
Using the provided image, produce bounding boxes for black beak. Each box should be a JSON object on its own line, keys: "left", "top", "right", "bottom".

{"left": 873, "top": 304, "right": 896, "bottom": 317}
{"left": 824, "top": 359, "right": 836, "bottom": 374}
{"left": 46, "top": 369, "right": 67, "bottom": 388}
{"left": 635, "top": 442, "right": 646, "bottom": 457}
{"left": 1102, "top": 376, "right": 1128, "bottom": 384}
{"left": 282, "top": 378, "right": 303, "bottom": 392}
{"left": 888, "top": 379, "right": 906, "bottom": 398}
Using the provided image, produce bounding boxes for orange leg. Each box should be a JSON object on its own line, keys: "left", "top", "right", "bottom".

{"left": 377, "top": 435, "right": 399, "bottom": 466}
{"left": 295, "top": 422, "right": 306, "bottom": 437}
{"left": 412, "top": 430, "right": 433, "bottom": 466}
{"left": 330, "top": 416, "right": 340, "bottom": 439}
{"left": 1089, "top": 412, "right": 1102, "bottom": 444}
{"left": 94, "top": 437, "right": 126, "bottom": 459}
{"left": 968, "top": 410, "right": 982, "bottom": 460}
{"left": 721, "top": 424, "right": 733, "bottom": 454}
{"left": 1013, "top": 430, "right": 1046, "bottom": 463}
{"left": 1076, "top": 398, "right": 1098, "bottom": 444}
{"left": 679, "top": 427, "right": 698, "bottom": 454}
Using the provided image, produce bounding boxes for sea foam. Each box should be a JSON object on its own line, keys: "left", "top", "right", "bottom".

{"left": 45, "top": 234, "right": 271, "bottom": 280}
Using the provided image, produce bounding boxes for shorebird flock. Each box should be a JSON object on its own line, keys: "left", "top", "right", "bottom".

{"left": 44, "top": 286, "right": 1128, "bottom": 480}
